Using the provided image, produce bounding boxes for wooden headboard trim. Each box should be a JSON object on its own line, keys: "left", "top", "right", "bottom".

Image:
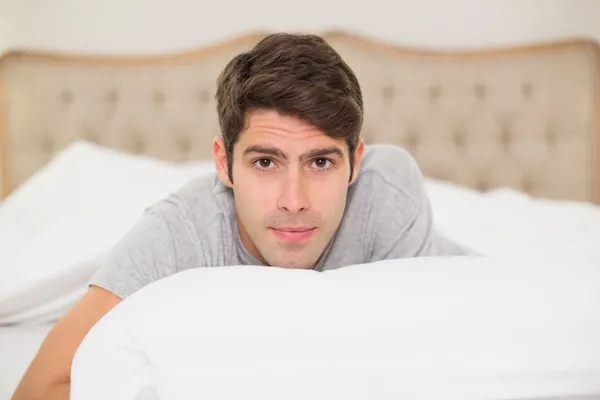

{"left": 2, "top": 30, "right": 598, "bottom": 62}
{"left": 594, "top": 45, "right": 600, "bottom": 204}
{"left": 0, "top": 74, "right": 8, "bottom": 198}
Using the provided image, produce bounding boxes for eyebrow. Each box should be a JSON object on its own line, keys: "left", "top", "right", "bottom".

{"left": 243, "top": 145, "right": 288, "bottom": 160}
{"left": 302, "top": 147, "right": 345, "bottom": 160}
{"left": 242, "top": 145, "right": 345, "bottom": 161}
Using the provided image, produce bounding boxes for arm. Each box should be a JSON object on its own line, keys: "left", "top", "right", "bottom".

{"left": 12, "top": 197, "right": 190, "bottom": 400}
{"left": 11, "top": 286, "right": 121, "bottom": 400}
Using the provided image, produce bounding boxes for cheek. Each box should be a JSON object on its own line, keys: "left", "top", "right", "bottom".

{"left": 311, "top": 176, "right": 349, "bottom": 212}
{"left": 233, "top": 168, "right": 274, "bottom": 206}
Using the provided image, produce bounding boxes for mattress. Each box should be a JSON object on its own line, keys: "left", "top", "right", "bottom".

{"left": 0, "top": 323, "right": 54, "bottom": 400}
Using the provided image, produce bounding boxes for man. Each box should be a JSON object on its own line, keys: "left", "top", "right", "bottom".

{"left": 11, "top": 33, "right": 468, "bottom": 400}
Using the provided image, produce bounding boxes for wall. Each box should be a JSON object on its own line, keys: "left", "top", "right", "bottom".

{"left": 0, "top": 0, "right": 599, "bottom": 55}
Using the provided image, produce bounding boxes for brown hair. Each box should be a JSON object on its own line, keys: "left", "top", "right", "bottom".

{"left": 215, "top": 33, "right": 364, "bottom": 183}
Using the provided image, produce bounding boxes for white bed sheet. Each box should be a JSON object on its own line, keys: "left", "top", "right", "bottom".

{"left": 0, "top": 323, "right": 54, "bottom": 400}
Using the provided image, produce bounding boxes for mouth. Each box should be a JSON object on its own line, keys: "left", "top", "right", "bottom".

{"left": 269, "top": 226, "right": 317, "bottom": 242}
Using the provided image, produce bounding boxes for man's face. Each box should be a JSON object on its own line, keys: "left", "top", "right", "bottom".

{"left": 213, "top": 109, "right": 364, "bottom": 269}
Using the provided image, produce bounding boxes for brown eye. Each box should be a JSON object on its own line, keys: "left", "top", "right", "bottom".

{"left": 254, "top": 159, "right": 275, "bottom": 169}
{"left": 311, "top": 158, "right": 331, "bottom": 169}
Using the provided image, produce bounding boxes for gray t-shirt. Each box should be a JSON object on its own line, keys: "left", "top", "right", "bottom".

{"left": 89, "top": 144, "right": 470, "bottom": 299}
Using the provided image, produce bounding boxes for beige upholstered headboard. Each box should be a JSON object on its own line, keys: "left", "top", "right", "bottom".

{"left": 1, "top": 31, "right": 599, "bottom": 203}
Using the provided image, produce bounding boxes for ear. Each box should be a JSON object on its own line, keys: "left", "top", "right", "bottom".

{"left": 349, "top": 138, "right": 365, "bottom": 185}
{"left": 213, "top": 137, "right": 233, "bottom": 188}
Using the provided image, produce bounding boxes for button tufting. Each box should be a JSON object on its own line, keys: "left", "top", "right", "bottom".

{"left": 500, "top": 128, "right": 511, "bottom": 148}
{"left": 476, "top": 180, "right": 488, "bottom": 192}
{"left": 545, "top": 129, "right": 557, "bottom": 146}
{"left": 106, "top": 91, "right": 118, "bottom": 103}
{"left": 61, "top": 91, "right": 73, "bottom": 104}
{"left": 453, "top": 130, "right": 465, "bottom": 148}
{"left": 474, "top": 84, "right": 486, "bottom": 100}
{"left": 199, "top": 90, "right": 210, "bottom": 103}
{"left": 382, "top": 86, "right": 395, "bottom": 99}
{"left": 406, "top": 131, "right": 420, "bottom": 149}
{"left": 429, "top": 85, "right": 442, "bottom": 100}
{"left": 522, "top": 176, "right": 534, "bottom": 192}
{"left": 498, "top": 119, "right": 512, "bottom": 151}
{"left": 522, "top": 82, "right": 533, "bottom": 99}
{"left": 42, "top": 136, "right": 55, "bottom": 152}
{"left": 131, "top": 136, "right": 146, "bottom": 153}
{"left": 154, "top": 92, "right": 165, "bottom": 105}
{"left": 177, "top": 138, "right": 191, "bottom": 153}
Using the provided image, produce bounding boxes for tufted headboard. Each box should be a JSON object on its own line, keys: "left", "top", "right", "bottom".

{"left": 1, "top": 31, "right": 599, "bottom": 203}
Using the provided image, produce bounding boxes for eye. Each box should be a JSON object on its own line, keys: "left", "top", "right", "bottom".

{"left": 310, "top": 158, "right": 332, "bottom": 169}
{"left": 253, "top": 158, "right": 276, "bottom": 169}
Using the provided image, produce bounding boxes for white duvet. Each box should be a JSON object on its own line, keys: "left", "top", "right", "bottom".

{"left": 70, "top": 256, "right": 600, "bottom": 400}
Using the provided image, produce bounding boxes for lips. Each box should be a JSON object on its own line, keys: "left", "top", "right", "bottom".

{"left": 274, "top": 226, "right": 314, "bottom": 232}
{"left": 269, "top": 227, "right": 316, "bottom": 242}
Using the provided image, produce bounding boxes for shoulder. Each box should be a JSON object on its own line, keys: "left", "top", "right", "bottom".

{"left": 354, "top": 144, "right": 424, "bottom": 206}
{"left": 331, "top": 144, "right": 431, "bottom": 263}
{"left": 156, "top": 171, "right": 233, "bottom": 231}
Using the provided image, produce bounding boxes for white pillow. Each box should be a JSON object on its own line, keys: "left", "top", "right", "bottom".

{"left": 424, "top": 179, "right": 600, "bottom": 263}
{"left": 0, "top": 141, "right": 216, "bottom": 325}
{"left": 0, "top": 141, "right": 214, "bottom": 260}
{"left": 71, "top": 256, "right": 600, "bottom": 400}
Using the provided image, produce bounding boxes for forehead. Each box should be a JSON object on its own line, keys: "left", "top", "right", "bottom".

{"left": 237, "top": 110, "right": 347, "bottom": 153}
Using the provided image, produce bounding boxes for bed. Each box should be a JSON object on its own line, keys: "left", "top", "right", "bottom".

{"left": 0, "top": 31, "right": 599, "bottom": 400}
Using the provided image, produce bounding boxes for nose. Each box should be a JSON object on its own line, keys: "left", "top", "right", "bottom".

{"left": 277, "top": 171, "right": 310, "bottom": 213}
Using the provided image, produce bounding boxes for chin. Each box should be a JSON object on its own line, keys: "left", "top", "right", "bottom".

{"left": 267, "top": 257, "right": 317, "bottom": 270}
{"left": 259, "top": 240, "right": 321, "bottom": 270}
